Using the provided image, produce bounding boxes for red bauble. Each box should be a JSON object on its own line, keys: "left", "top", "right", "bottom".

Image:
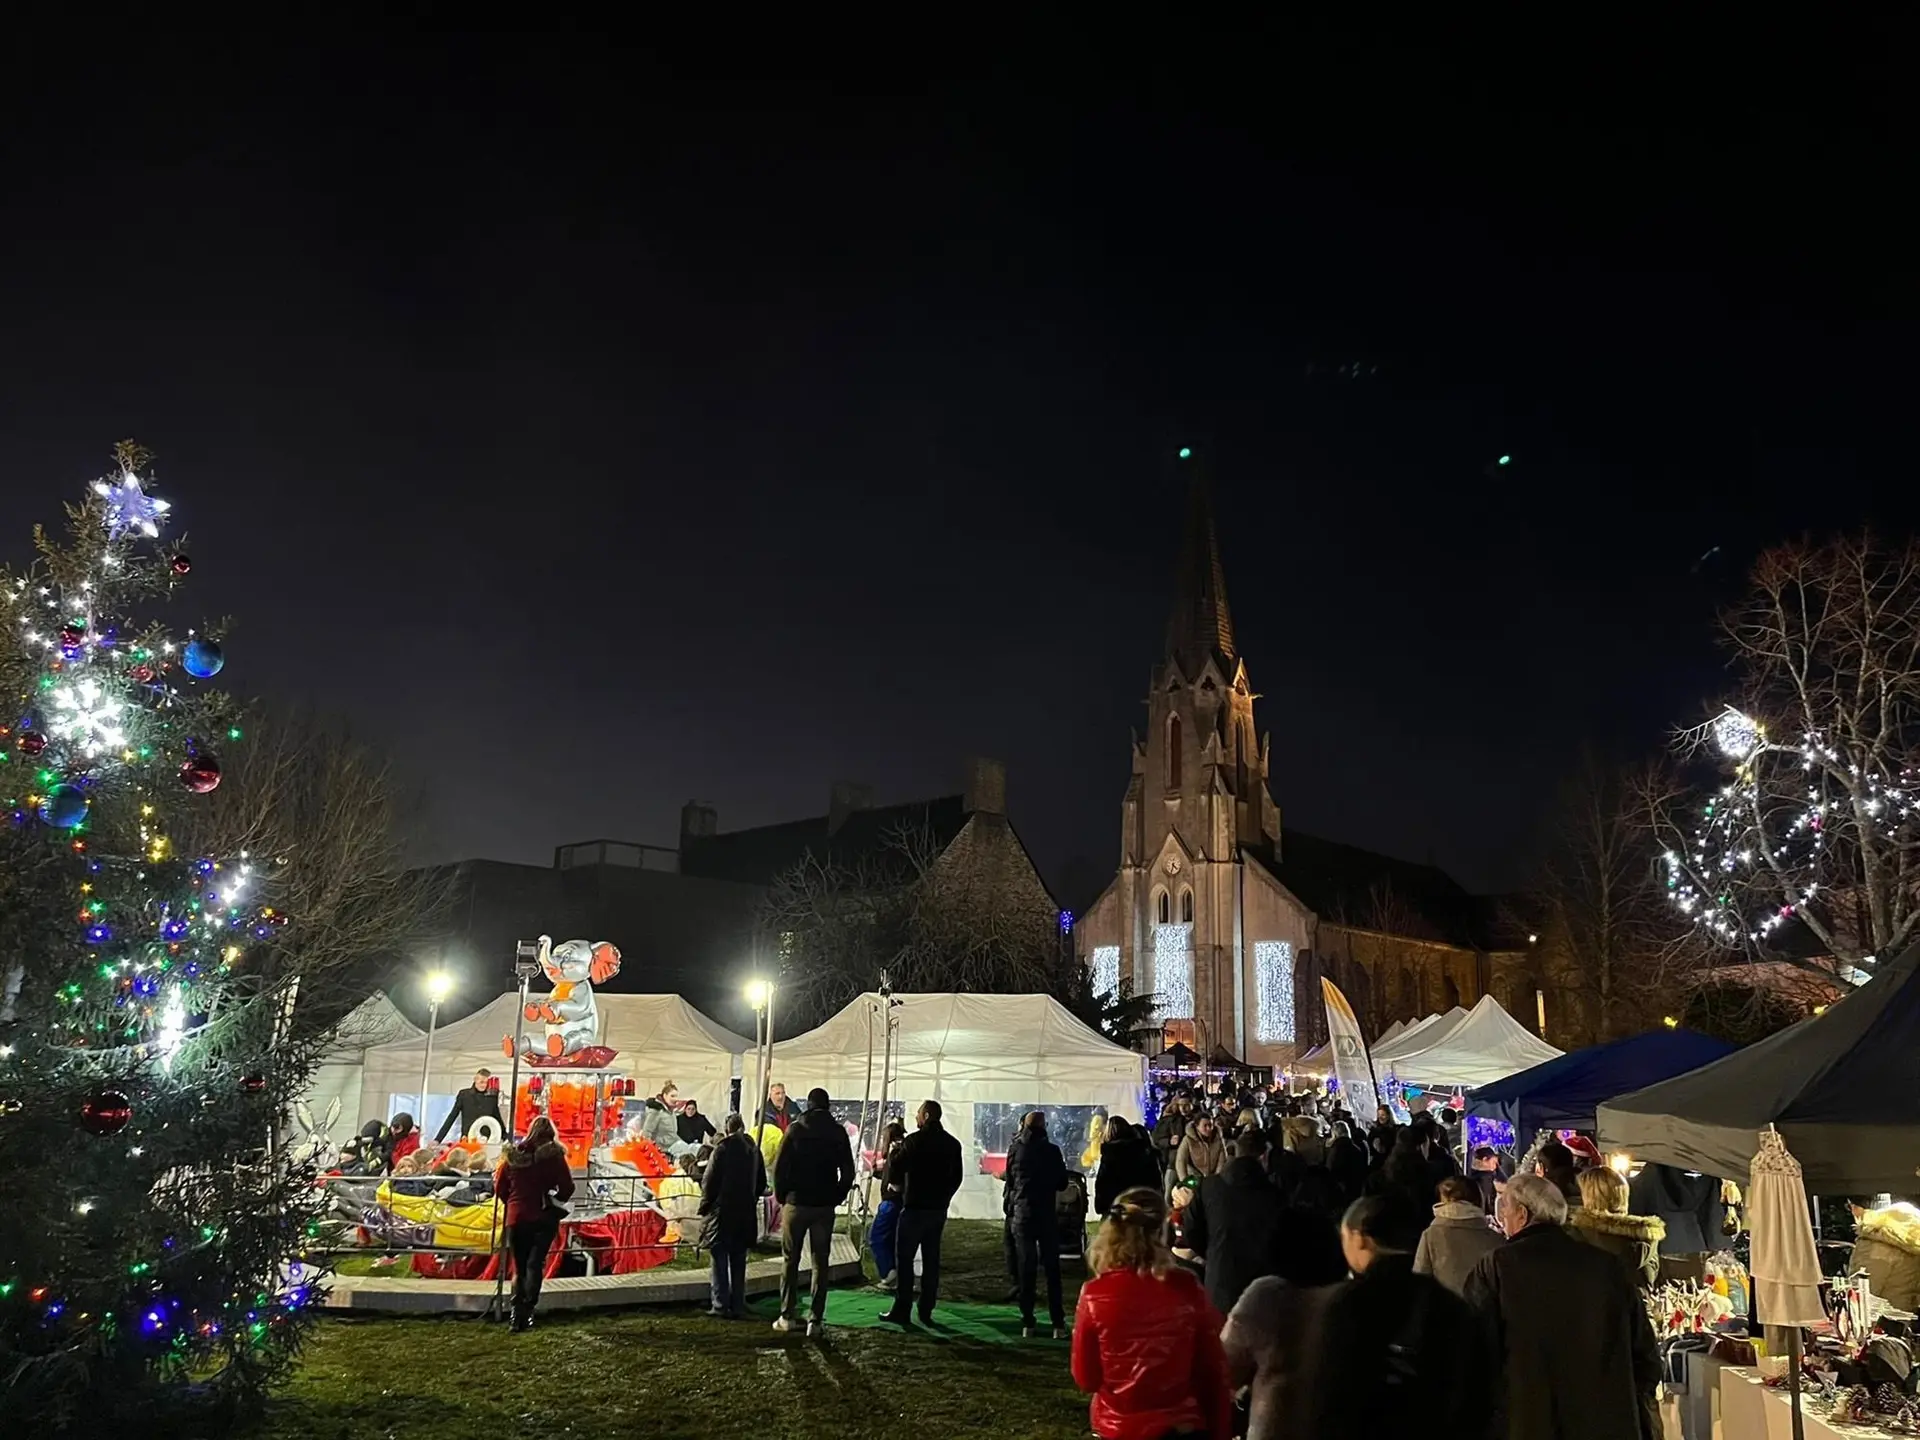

{"left": 80, "top": 1088, "right": 134, "bottom": 1136}
{"left": 59, "top": 623, "right": 86, "bottom": 648}
{"left": 241, "top": 1072, "right": 267, "bottom": 1094}
{"left": 17, "top": 731, "right": 47, "bottom": 757}
{"left": 178, "top": 753, "right": 222, "bottom": 793}
{"left": 130, "top": 664, "right": 155, "bottom": 685}
{"left": 170, "top": 555, "right": 192, "bottom": 576}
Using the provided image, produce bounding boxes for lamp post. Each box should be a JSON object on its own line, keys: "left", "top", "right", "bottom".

{"left": 419, "top": 969, "right": 454, "bottom": 1129}
{"left": 745, "top": 978, "right": 774, "bottom": 1139}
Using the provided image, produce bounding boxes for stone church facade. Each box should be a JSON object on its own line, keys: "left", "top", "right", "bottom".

{"left": 1074, "top": 459, "right": 1530, "bottom": 1067}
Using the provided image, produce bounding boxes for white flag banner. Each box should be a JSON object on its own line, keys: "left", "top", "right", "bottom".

{"left": 1320, "top": 978, "right": 1380, "bottom": 1119}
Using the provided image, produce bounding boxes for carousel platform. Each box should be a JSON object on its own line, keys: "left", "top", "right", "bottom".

{"left": 322, "top": 1235, "right": 864, "bottom": 1314}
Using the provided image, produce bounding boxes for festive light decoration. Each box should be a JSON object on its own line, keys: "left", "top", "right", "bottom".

{"left": 1711, "top": 706, "right": 1761, "bottom": 760}
{"left": 1153, "top": 923, "right": 1194, "bottom": 1019}
{"left": 181, "top": 637, "right": 224, "bottom": 680}
{"left": 1088, "top": 944, "right": 1120, "bottom": 1001}
{"left": 92, "top": 471, "right": 170, "bottom": 540}
{"left": 1253, "top": 940, "right": 1295, "bottom": 1043}
{"left": 2, "top": 448, "right": 319, "bottom": 1428}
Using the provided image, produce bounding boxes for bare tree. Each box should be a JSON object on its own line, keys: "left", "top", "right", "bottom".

{"left": 172, "top": 712, "right": 451, "bottom": 1044}
{"left": 759, "top": 816, "right": 1064, "bottom": 1028}
{"left": 1655, "top": 532, "right": 1920, "bottom": 980}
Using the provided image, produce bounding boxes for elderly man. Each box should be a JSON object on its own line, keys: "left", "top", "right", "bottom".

{"left": 1463, "top": 1173, "right": 1661, "bottom": 1440}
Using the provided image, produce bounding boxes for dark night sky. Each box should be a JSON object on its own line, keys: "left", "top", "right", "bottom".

{"left": 2, "top": 28, "right": 1910, "bottom": 906}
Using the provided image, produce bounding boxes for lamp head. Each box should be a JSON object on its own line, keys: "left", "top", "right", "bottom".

{"left": 424, "top": 970, "right": 454, "bottom": 1004}
{"left": 744, "top": 978, "right": 771, "bottom": 1009}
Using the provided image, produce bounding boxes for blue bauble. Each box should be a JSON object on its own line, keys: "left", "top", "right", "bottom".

{"left": 40, "top": 783, "right": 89, "bottom": 828}
{"left": 182, "top": 638, "right": 225, "bottom": 679}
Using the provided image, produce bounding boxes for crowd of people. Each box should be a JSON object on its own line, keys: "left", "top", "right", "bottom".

{"left": 1066, "top": 1082, "right": 1664, "bottom": 1440}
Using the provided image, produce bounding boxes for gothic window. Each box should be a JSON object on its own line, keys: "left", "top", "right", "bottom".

{"left": 1167, "top": 713, "right": 1182, "bottom": 790}
{"left": 1156, "top": 889, "right": 1170, "bottom": 925}
{"left": 1401, "top": 967, "right": 1419, "bottom": 1012}
{"left": 1154, "top": 923, "right": 1194, "bottom": 1018}
{"left": 1180, "top": 889, "right": 1194, "bottom": 924}
{"left": 1443, "top": 975, "right": 1461, "bottom": 1009}
{"left": 1254, "top": 941, "right": 1295, "bottom": 1043}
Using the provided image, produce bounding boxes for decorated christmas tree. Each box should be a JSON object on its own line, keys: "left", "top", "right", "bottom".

{"left": 0, "top": 447, "right": 422, "bottom": 1428}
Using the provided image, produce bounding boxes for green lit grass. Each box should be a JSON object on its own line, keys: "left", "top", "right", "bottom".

{"left": 261, "top": 1220, "right": 1092, "bottom": 1440}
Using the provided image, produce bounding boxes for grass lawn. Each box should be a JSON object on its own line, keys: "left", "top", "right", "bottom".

{"left": 262, "top": 1219, "right": 1094, "bottom": 1440}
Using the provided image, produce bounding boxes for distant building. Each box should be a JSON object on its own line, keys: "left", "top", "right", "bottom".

{"left": 1074, "top": 460, "right": 1530, "bottom": 1067}
{"left": 414, "top": 759, "right": 1053, "bottom": 1037}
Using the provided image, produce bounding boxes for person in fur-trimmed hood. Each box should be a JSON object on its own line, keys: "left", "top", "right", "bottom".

{"left": 1568, "top": 1167, "right": 1664, "bottom": 1291}
{"left": 495, "top": 1116, "right": 576, "bottom": 1331}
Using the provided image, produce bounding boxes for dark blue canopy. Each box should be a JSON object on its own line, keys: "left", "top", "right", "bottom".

{"left": 1466, "top": 1028, "right": 1735, "bottom": 1140}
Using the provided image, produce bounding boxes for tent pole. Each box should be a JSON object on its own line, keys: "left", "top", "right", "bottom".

{"left": 490, "top": 966, "right": 533, "bottom": 1325}
{"left": 1788, "top": 1326, "right": 1805, "bottom": 1440}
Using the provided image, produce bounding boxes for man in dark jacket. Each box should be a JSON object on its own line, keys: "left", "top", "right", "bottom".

{"left": 1093, "top": 1115, "right": 1161, "bottom": 1216}
{"left": 1003, "top": 1111, "right": 1069, "bottom": 1336}
{"left": 762, "top": 1081, "right": 797, "bottom": 1134}
{"left": 677, "top": 1098, "right": 717, "bottom": 1148}
{"left": 1464, "top": 1173, "right": 1662, "bottom": 1440}
{"left": 1184, "top": 1130, "right": 1346, "bottom": 1317}
{"left": 432, "top": 1070, "right": 503, "bottom": 1143}
{"left": 770, "top": 1087, "right": 854, "bottom": 1336}
{"left": 698, "top": 1113, "right": 767, "bottom": 1319}
{"left": 1297, "top": 1194, "right": 1495, "bottom": 1436}
{"left": 880, "top": 1099, "right": 963, "bottom": 1328}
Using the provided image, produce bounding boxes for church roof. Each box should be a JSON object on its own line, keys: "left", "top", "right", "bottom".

{"left": 679, "top": 794, "right": 971, "bottom": 887}
{"left": 1165, "top": 456, "right": 1236, "bottom": 676}
{"left": 1259, "top": 828, "right": 1510, "bottom": 950}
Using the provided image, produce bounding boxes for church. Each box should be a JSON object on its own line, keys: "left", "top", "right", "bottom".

{"left": 1074, "top": 456, "right": 1533, "bottom": 1069}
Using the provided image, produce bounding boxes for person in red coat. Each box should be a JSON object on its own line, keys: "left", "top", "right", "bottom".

{"left": 1072, "top": 1185, "right": 1234, "bottom": 1440}
{"left": 494, "top": 1116, "right": 575, "bottom": 1331}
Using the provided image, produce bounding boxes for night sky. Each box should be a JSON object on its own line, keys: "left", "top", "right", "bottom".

{"left": 2, "top": 31, "right": 1908, "bottom": 907}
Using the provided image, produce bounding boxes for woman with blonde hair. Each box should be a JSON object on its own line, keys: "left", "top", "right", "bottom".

{"left": 1071, "top": 1186, "right": 1233, "bottom": 1440}
{"left": 1568, "top": 1164, "right": 1665, "bottom": 1290}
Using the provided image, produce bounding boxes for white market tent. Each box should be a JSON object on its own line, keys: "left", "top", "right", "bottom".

{"left": 1374, "top": 1008, "right": 1463, "bottom": 1064}
{"left": 358, "top": 992, "right": 751, "bottom": 1140}
{"left": 768, "top": 992, "right": 1148, "bottom": 1220}
{"left": 1375, "top": 1018, "right": 1410, "bottom": 1049}
{"left": 297, "top": 993, "right": 422, "bottom": 1141}
{"left": 1382, "top": 994, "right": 1563, "bottom": 1088}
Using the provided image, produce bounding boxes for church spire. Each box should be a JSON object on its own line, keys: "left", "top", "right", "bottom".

{"left": 1164, "top": 450, "right": 1236, "bottom": 675}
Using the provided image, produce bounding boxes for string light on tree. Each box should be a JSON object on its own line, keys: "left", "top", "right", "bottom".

{"left": 47, "top": 677, "right": 130, "bottom": 759}
{"left": 1712, "top": 707, "right": 1762, "bottom": 760}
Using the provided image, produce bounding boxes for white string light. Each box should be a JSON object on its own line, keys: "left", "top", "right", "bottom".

{"left": 1254, "top": 940, "right": 1295, "bottom": 1042}
{"left": 1088, "top": 944, "right": 1120, "bottom": 1000}
{"left": 1153, "top": 923, "right": 1193, "bottom": 1018}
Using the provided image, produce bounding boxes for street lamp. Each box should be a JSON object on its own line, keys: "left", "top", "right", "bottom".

{"left": 419, "top": 969, "right": 454, "bottom": 1132}
{"left": 745, "top": 977, "right": 775, "bottom": 1143}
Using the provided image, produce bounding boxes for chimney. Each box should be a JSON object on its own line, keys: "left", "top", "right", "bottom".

{"left": 680, "top": 801, "right": 718, "bottom": 842}
{"left": 964, "top": 757, "right": 1006, "bottom": 816}
{"left": 827, "top": 781, "right": 873, "bottom": 835}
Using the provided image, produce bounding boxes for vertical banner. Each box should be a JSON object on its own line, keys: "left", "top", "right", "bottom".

{"left": 1320, "top": 978, "right": 1380, "bottom": 1120}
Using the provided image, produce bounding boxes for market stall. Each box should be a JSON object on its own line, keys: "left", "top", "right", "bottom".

{"left": 768, "top": 991, "right": 1146, "bottom": 1220}
{"left": 1382, "top": 994, "right": 1563, "bottom": 1088}
{"left": 296, "top": 992, "right": 422, "bottom": 1144}
{"left": 1467, "top": 1027, "right": 1735, "bottom": 1143}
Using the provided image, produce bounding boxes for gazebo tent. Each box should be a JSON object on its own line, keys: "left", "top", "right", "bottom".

{"left": 298, "top": 992, "right": 421, "bottom": 1139}
{"left": 1467, "top": 1028, "right": 1735, "bottom": 1141}
{"left": 1384, "top": 995, "right": 1563, "bottom": 1087}
{"left": 358, "top": 992, "right": 750, "bottom": 1140}
{"left": 768, "top": 992, "right": 1147, "bottom": 1220}
{"left": 1375, "top": 1008, "right": 1467, "bottom": 1065}
{"left": 1375, "top": 1018, "right": 1410, "bottom": 1048}
{"left": 1598, "top": 945, "right": 1920, "bottom": 1192}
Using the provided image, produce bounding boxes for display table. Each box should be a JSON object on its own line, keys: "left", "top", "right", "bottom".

{"left": 1715, "top": 1365, "right": 1850, "bottom": 1440}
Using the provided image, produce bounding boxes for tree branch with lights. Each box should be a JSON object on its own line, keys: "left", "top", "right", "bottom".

{"left": 1655, "top": 532, "right": 1920, "bottom": 981}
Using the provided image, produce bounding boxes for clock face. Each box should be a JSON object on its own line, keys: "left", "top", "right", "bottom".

{"left": 1164, "top": 855, "right": 1182, "bottom": 875}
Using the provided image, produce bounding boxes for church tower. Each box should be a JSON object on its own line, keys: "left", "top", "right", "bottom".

{"left": 1111, "top": 453, "right": 1283, "bottom": 1059}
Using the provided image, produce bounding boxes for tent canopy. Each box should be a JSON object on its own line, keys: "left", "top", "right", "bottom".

{"left": 1467, "top": 1028, "right": 1735, "bottom": 1140}
{"left": 1375, "top": 1008, "right": 1466, "bottom": 1064}
{"left": 1598, "top": 945, "right": 1920, "bottom": 1191}
{"left": 358, "top": 991, "right": 750, "bottom": 1128}
{"left": 1383, "top": 995, "right": 1562, "bottom": 1087}
{"left": 297, "top": 993, "right": 423, "bottom": 1138}
{"left": 769, "top": 992, "right": 1146, "bottom": 1220}
{"left": 1375, "top": 1018, "right": 1409, "bottom": 1048}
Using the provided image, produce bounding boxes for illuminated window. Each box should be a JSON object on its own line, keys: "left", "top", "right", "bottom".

{"left": 1254, "top": 941, "right": 1295, "bottom": 1043}
{"left": 1156, "top": 890, "right": 1170, "bottom": 925}
{"left": 1154, "top": 923, "right": 1194, "bottom": 1018}
{"left": 1180, "top": 889, "right": 1194, "bottom": 924}
{"left": 1168, "top": 713, "right": 1182, "bottom": 790}
{"left": 1089, "top": 945, "right": 1120, "bottom": 999}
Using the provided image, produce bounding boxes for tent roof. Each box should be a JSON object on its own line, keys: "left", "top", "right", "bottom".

{"left": 1597, "top": 944, "right": 1920, "bottom": 1190}
{"left": 771, "top": 992, "right": 1146, "bottom": 1092}
{"left": 364, "top": 991, "right": 751, "bottom": 1064}
{"left": 1376, "top": 1009, "right": 1465, "bottom": 1064}
{"left": 1384, "top": 995, "right": 1562, "bottom": 1086}
{"left": 1466, "top": 1028, "right": 1735, "bottom": 1137}
{"left": 325, "top": 992, "right": 422, "bottom": 1055}
{"left": 1374, "top": 1019, "right": 1408, "bottom": 1048}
